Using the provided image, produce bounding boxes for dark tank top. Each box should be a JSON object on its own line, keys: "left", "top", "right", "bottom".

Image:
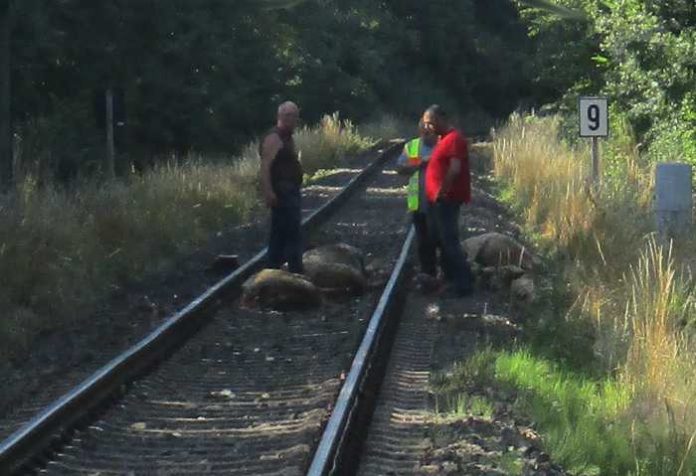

{"left": 261, "top": 126, "right": 303, "bottom": 193}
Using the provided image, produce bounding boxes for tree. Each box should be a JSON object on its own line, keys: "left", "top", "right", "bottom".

{"left": 4, "top": 0, "right": 544, "bottom": 178}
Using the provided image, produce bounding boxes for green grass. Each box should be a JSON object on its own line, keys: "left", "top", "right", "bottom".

{"left": 439, "top": 348, "right": 696, "bottom": 475}
{"left": 499, "top": 451, "right": 525, "bottom": 475}
{"left": 435, "top": 349, "right": 636, "bottom": 475}
{"left": 495, "top": 351, "right": 632, "bottom": 475}
{"left": 435, "top": 393, "right": 495, "bottom": 420}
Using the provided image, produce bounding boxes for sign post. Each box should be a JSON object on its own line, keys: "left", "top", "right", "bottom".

{"left": 106, "top": 88, "right": 115, "bottom": 179}
{"left": 579, "top": 96, "right": 609, "bottom": 184}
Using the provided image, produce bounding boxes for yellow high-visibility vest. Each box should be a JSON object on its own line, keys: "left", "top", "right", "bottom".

{"left": 404, "top": 138, "right": 423, "bottom": 212}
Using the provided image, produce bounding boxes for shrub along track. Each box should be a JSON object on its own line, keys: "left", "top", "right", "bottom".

{"left": 2, "top": 144, "right": 412, "bottom": 475}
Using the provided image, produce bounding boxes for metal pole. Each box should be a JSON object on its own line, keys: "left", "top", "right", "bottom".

{"left": 106, "top": 88, "right": 115, "bottom": 178}
{"left": 591, "top": 136, "right": 600, "bottom": 184}
{"left": 0, "top": 0, "right": 12, "bottom": 188}
{"left": 655, "top": 163, "right": 693, "bottom": 239}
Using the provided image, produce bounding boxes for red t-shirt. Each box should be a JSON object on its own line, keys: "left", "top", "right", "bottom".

{"left": 425, "top": 128, "right": 471, "bottom": 204}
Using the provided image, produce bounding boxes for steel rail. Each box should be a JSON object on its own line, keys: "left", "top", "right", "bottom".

{"left": 0, "top": 140, "right": 403, "bottom": 475}
{"left": 307, "top": 225, "right": 415, "bottom": 476}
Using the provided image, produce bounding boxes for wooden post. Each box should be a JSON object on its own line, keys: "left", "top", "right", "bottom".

{"left": 106, "top": 88, "right": 115, "bottom": 178}
{"left": 591, "top": 136, "right": 600, "bottom": 184}
{"left": 0, "top": 0, "right": 12, "bottom": 188}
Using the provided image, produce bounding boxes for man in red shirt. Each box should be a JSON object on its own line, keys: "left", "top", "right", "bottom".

{"left": 423, "top": 105, "right": 474, "bottom": 297}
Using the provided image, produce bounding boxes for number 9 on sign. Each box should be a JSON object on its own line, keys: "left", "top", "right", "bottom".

{"left": 579, "top": 97, "right": 608, "bottom": 137}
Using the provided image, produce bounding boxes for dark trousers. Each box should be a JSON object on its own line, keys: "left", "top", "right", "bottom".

{"left": 412, "top": 212, "right": 437, "bottom": 277}
{"left": 427, "top": 200, "right": 474, "bottom": 293}
{"left": 267, "top": 189, "right": 303, "bottom": 274}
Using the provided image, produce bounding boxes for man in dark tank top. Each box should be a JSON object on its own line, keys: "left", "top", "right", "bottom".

{"left": 259, "top": 101, "right": 304, "bottom": 274}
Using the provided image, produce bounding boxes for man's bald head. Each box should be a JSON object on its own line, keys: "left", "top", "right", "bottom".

{"left": 277, "top": 101, "right": 300, "bottom": 132}
{"left": 278, "top": 101, "right": 299, "bottom": 115}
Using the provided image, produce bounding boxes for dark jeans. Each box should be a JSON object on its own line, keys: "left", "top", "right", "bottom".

{"left": 427, "top": 200, "right": 474, "bottom": 293}
{"left": 268, "top": 188, "right": 303, "bottom": 274}
{"left": 413, "top": 212, "right": 437, "bottom": 277}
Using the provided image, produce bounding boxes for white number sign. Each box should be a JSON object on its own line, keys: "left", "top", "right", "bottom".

{"left": 579, "top": 97, "right": 608, "bottom": 137}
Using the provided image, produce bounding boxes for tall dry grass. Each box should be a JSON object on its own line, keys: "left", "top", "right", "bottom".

{"left": 295, "top": 112, "right": 375, "bottom": 175}
{"left": 0, "top": 113, "right": 378, "bottom": 362}
{"left": 358, "top": 114, "right": 413, "bottom": 142}
{"left": 493, "top": 113, "right": 696, "bottom": 472}
{"left": 0, "top": 157, "right": 259, "bottom": 360}
{"left": 493, "top": 115, "right": 595, "bottom": 254}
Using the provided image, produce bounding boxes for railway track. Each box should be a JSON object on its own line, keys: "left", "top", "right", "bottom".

{"left": 355, "top": 295, "right": 436, "bottom": 476}
{"left": 4, "top": 139, "right": 525, "bottom": 476}
{"left": 1, "top": 141, "right": 420, "bottom": 475}
{"left": 0, "top": 144, "right": 392, "bottom": 445}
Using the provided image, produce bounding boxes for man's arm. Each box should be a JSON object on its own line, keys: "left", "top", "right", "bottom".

{"left": 396, "top": 147, "right": 418, "bottom": 176}
{"left": 260, "top": 133, "right": 282, "bottom": 207}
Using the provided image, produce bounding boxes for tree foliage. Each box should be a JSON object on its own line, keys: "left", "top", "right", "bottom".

{"left": 7, "top": 0, "right": 536, "bottom": 178}
{"left": 519, "top": 0, "right": 696, "bottom": 164}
